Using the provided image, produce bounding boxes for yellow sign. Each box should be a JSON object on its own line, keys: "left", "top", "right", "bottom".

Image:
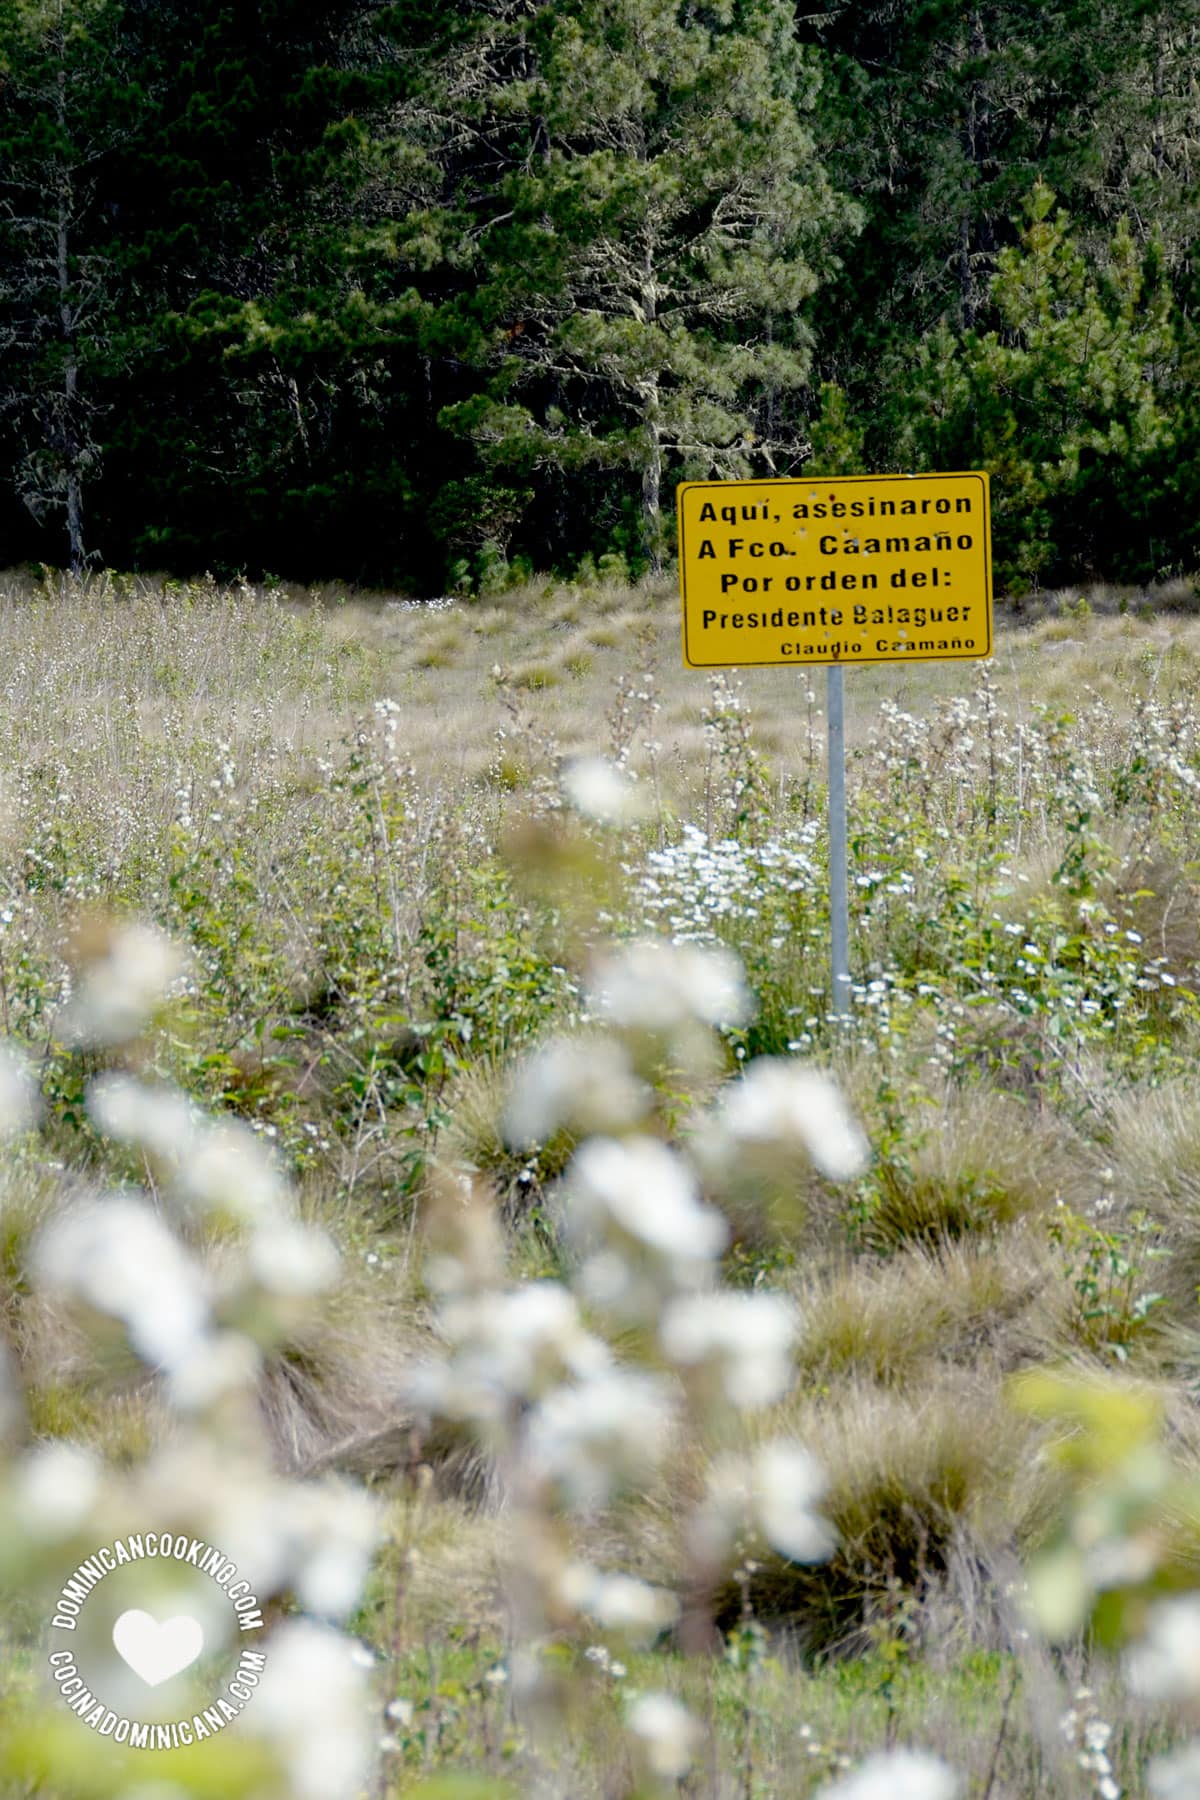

{"left": 677, "top": 471, "right": 991, "bottom": 668}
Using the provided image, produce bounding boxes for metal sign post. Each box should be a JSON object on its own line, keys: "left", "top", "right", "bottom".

{"left": 826, "top": 664, "right": 851, "bottom": 1019}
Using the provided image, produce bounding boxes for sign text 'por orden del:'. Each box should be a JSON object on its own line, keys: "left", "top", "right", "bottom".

{"left": 677, "top": 472, "right": 992, "bottom": 668}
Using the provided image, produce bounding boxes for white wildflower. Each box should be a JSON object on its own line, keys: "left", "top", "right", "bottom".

{"left": 202, "top": 1467, "right": 377, "bottom": 1619}
{"left": 178, "top": 1119, "right": 290, "bottom": 1222}
{"left": 558, "top": 1562, "right": 680, "bottom": 1639}
{"left": 1126, "top": 1596, "right": 1200, "bottom": 1700}
{"left": 248, "top": 1218, "right": 340, "bottom": 1296}
{"left": 197, "top": 1470, "right": 298, "bottom": 1597}
{"left": 60, "top": 921, "right": 185, "bottom": 1047}
{"left": 252, "top": 1621, "right": 375, "bottom": 1800}
{"left": 285, "top": 1481, "right": 382, "bottom": 1620}
{"left": 565, "top": 1135, "right": 727, "bottom": 1268}
{"left": 626, "top": 1691, "right": 700, "bottom": 1782}
{"left": 562, "top": 756, "right": 646, "bottom": 825}
{"left": 814, "top": 1748, "right": 963, "bottom": 1800}
{"left": 526, "top": 1369, "right": 673, "bottom": 1508}
{"left": 588, "top": 940, "right": 751, "bottom": 1032}
{"left": 504, "top": 1034, "right": 650, "bottom": 1146}
{"left": 633, "top": 822, "right": 821, "bottom": 945}
{"left": 13, "top": 1441, "right": 101, "bottom": 1538}
{"left": 0, "top": 1041, "right": 37, "bottom": 1134}
{"left": 710, "top": 1059, "right": 869, "bottom": 1181}
{"left": 168, "top": 1330, "right": 262, "bottom": 1411}
{"left": 429, "top": 1282, "right": 611, "bottom": 1419}
{"left": 694, "top": 1439, "right": 834, "bottom": 1566}
{"left": 87, "top": 1073, "right": 199, "bottom": 1165}
{"left": 1150, "top": 1741, "right": 1200, "bottom": 1799}
{"left": 33, "top": 1195, "right": 210, "bottom": 1369}
{"left": 659, "top": 1291, "right": 798, "bottom": 1409}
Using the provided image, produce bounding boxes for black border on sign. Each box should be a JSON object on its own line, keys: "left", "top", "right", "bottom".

{"left": 676, "top": 471, "right": 992, "bottom": 669}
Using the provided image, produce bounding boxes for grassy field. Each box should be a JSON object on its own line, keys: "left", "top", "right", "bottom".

{"left": 3, "top": 567, "right": 1200, "bottom": 1798}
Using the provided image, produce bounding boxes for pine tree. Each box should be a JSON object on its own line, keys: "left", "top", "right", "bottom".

{"left": 897, "top": 185, "right": 1179, "bottom": 588}
{"left": 389, "top": 0, "right": 857, "bottom": 570}
{"left": 94, "top": 0, "right": 411, "bottom": 579}
{"left": 0, "top": 0, "right": 131, "bottom": 568}
{"left": 799, "top": 0, "right": 1151, "bottom": 403}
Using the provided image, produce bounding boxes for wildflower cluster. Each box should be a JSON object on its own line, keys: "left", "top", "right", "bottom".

{"left": 393, "top": 759, "right": 960, "bottom": 1792}
{"left": 0, "top": 919, "right": 381, "bottom": 1799}
{"left": 1059, "top": 1685, "right": 1121, "bottom": 1800}
{"left": 625, "top": 675, "right": 1200, "bottom": 1078}
{"left": 633, "top": 820, "right": 822, "bottom": 945}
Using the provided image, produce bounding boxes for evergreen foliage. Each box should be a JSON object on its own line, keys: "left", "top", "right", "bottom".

{"left": 1, "top": 0, "right": 1199, "bottom": 589}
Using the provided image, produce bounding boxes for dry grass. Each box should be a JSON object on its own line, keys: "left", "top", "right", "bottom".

{"left": 760, "top": 1377, "right": 1053, "bottom": 1651}
{"left": 792, "top": 1227, "right": 1073, "bottom": 1387}
{"left": 307, "top": 573, "right": 1200, "bottom": 797}
{"left": 258, "top": 1280, "right": 431, "bottom": 1480}
{"left": 620, "top": 1374, "right": 1057, "bottom": 1655}
{"left": 432, "top": 1056, "right": 577, "bottom": 1223}
{"left": 1107, "top": 1081, "right": 1200, "bottom": 1321}
{"left": 856, "top": 1086, "right": 1093, "bottom": 1249}
{"left": 3, "top": 566, "right": 1195, "bottom": 834}
{"left": 6, "top": 564, "right": 1200, "bottom": 1786}
{"left": 1108, "top": 846, "right": 1200, "bottom": 979}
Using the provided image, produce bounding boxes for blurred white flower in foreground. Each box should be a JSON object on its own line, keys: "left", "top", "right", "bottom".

{"left": 252, "top": 1620, "right": 375, "bottom": 1800}
{"left": 562, "top": 755, "right": 647, "bottom": 825}
{"left": 87, "top": 1074, "right": 291, "bottom": 1224}
{"left": 707, "top": 1059, "right": 869, "bottom": 1182}
{"left": 1150, "top": 1740, "right": 1200, "bottom": 1799}
{"left": 814, "top": 1748, "right": 962, "bottom": 1800}
{"left": 420, "top": 1281, "right": 611, "bottom": 1421}
{"left": 87, "top": 1071, "right": 198, "bottom": 1163}
{"left": 0, "top": 1041, "right": 38, "bottom": 1134}
{"left": 694, "top": 1439, "right": 834, "bottom": 1566}
{"left": 59, "top": 921, "right": 184, "bottom": 1047}
{"left": 282, "top": 1480, "right": 382, "bottom": 1619}
{"left": 34, "top": 1194, "right": 210, "bottom": 1369}
{"left": 588, "top": 940, "right": 750, "bottom": 1032}
{"left": 660, "top": 1291, "right": 798, "bottom": 1409}
{"left": 13, "top": 1441, "right": 101, "bottom": 1538}
{"left": 1126, "top": 1596, "right": 1200, "bottom": 1699}
{"left": 557, "top": 1562, "right": 680, "bottom": 1640}
{"left": 626, "top": 1691, "right": 700, "bottom": 1782}
{"left": 195, "top": 1460, "right": 380, "bottom": 1620}
{"left": 526, "top": 1368, "right": 674, "bottom": 1508}
{"left": 504, "top": 1034, "right": 651, "bottom": 1146}
{"left": 178, "top": 1119, "right": 292, "bottom": 1223}
{"left": 565, "top": 1135, "right": 727, "bottom": 1278}
{"left": 167, "top": 1329, "right": 261, "bottom": 1411}
{"left": 248, "top": 1217, "right": 340, "bottom": 1296}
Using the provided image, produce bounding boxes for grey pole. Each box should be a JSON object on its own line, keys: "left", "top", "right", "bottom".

{"left": 827, "top": 664, "right": 851, "bottom": 1018}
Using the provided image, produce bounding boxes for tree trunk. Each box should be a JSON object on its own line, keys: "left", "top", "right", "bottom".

{"left": 56, "top": 61, "right": 85, "bottom": 572}
{"left": 958, "top": 6, "right": 990, "bottom": 330}
{"left": 1152, "top": 16, "right": 1166, "bottom": 179}
{"left": 639, "top": 254, "right": 663, "bottom": 572}
{"left": 642, "top": 384, "right": 663, "bottom": 574}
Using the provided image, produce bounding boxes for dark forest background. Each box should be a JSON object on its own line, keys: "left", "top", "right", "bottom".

{"left": 1, "top": 0, "right": 1197, "bottom": 594}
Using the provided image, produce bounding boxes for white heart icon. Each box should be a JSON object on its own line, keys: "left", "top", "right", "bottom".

{"left": 112, "top": 1609, "right": 204, "bottom": 1687}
